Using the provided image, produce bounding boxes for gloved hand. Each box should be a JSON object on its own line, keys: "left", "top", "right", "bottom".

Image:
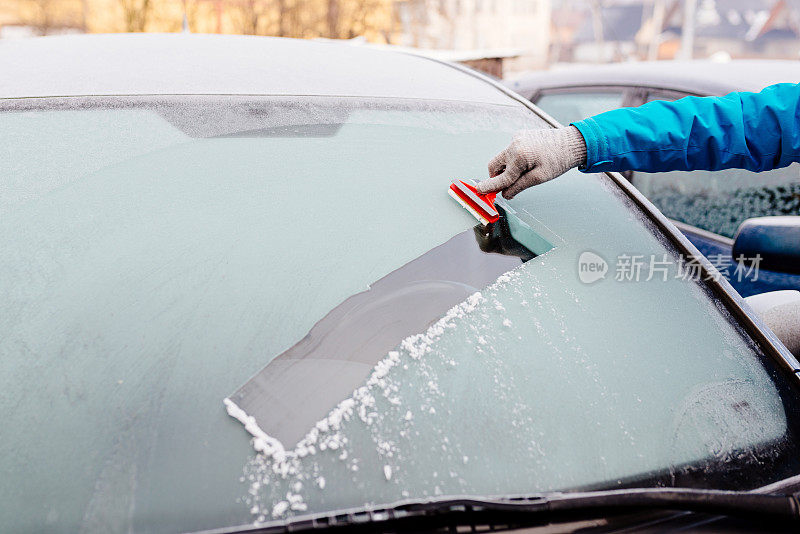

{"left": 476, "top": 126, "right": 587, "bottom": 199}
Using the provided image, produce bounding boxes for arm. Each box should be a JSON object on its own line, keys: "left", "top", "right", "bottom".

{"left": 478, "top": 83, "right": 800, "bottom": 199}
{"left": 573, "top": 82, "right": 800, "bottom": 174}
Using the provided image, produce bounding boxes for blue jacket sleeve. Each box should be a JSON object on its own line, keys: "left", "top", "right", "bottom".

{"left": 571, "top": 83, "right": 800, "bottom": 174}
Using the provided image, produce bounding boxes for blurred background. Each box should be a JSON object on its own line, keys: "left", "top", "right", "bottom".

{"left": 1, "top": 0, "right": 799, "bottom": 78}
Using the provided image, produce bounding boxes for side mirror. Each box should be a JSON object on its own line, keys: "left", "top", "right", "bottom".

{"left": 743, "top": 290, "right": 800, "bottom": 358}
{"left": 732, "top": 216, "right": 800, "bottom": 275}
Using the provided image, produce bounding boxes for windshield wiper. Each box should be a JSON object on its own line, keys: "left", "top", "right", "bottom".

{"left": 207, "top": 488, "right": 800, "bottom": 534}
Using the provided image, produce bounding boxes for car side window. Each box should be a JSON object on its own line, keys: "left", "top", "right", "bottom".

{"left": 632, "top": 91, "right": 800, "bottom": 238}
{"left": 534, "top": 90, "right": 624, "bottom": 126}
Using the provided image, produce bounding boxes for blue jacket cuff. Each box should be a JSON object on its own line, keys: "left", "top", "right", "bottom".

{"left": 571, "top": 117, "right": 613, "bottom": 172}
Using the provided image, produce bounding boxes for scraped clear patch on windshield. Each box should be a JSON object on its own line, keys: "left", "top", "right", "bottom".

{"left": 226, "top": 206, "right": 555, "bottom": 447}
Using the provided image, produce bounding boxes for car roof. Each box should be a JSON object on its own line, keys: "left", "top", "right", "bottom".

{"left": 507, "top": 60, "right": 800, "bottom": 97}
{"left": 0, "top": 33, "right": 512, "bottom": 105}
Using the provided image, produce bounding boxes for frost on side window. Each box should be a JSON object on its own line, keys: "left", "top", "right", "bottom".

{"left": 634, "top": 159, "right": 800, "bottom": 238}
{"left": 633, "top": 94, "right": 800, "bottom": 238}
{"left": 535, "top": 92, "right": 624, "bottom": 126}
{"left": 234, "top": 170, "right": 789, "bottom": 522}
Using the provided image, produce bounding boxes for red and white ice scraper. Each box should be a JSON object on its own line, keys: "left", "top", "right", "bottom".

{"left": 449, "top": 179, "right": 500, "bottom": 226}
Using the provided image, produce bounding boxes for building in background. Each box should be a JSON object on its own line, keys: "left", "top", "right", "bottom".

{"left": 573, "top": 0, "right": 642, "bottom": 62}
{"left": 550, "top": 0, "right": 800, "bottom": 64}
{"left": 658, "top": 0, "right": 800, "bottom": 60}
{"left": 393, "top": 0, "right": 551, "bottom": 71}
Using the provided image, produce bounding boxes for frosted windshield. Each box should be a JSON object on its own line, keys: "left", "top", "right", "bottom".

{"left": 240, "top": 170, "right": 793, "bottom": 521}
{"left": 0, "top": 96, "right": 542, "bottom": 533}
{"left": 1, "top": 96, "right": 798, "bottom": 534}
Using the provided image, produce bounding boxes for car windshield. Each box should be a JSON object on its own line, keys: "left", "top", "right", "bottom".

{"left": 3, "top": 95, "right": 800, "bottom": 534}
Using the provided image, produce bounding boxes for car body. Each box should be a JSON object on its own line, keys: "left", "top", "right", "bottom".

{"left": 506, "top": 60, "right": 800, "bottom": 298}
{"left": 2, "top": 36, "right": 800, "bottom": 534}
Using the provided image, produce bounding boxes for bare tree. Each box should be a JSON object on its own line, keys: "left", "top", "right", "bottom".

{"left": 21, "top": 0, "right": 84, "bottom": 35}
{"left": 224, "top": 0, "right": 394, "bottom": 41}
{"left": 319, "top": 0, "right": 387, "bottom": 39}
{"left": 230, "top": 0, "right": 277, "bottom": 34}
{"left": 345, "top": 0, "right": 372, "bottom": 38}
{"left": 118, "top": 0, "right": 152, "bottom": 31}
{"left": 325, "top": 0, "right": 340, "bottom": 37}
{"left": 276, "top": 0, "right": 289, "bottom": 35}
{"left": 29, "top": 0, "right": 56, "bottom": 35}
{"left": 275, "top": 0, "right": 304, "bottom": 37}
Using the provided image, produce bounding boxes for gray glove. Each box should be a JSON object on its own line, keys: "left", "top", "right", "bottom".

{"left": 477, "top": 126, "right": 587, "bottom": 199}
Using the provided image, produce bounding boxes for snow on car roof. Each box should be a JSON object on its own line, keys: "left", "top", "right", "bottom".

{"left": 507, "top": 60, "right": 800, "bottom": 97}
{"left": 0, "top": 33, "right": 512, "bottom": 104}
